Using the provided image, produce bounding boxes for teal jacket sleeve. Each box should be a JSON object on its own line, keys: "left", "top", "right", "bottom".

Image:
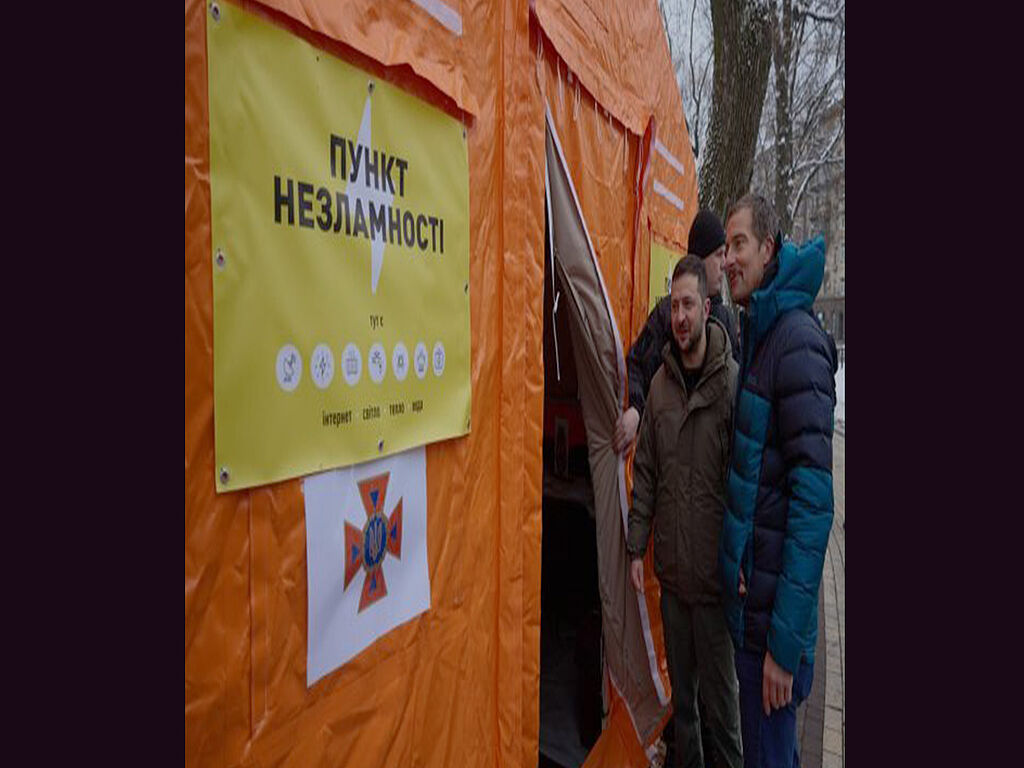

{"left": 767, "top": 317, "right": 836, "bottom": 675}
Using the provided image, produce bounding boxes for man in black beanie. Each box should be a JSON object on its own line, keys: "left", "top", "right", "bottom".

{"left": 689, "top": 209, "right": 741, "bottom": 366}
{"left": 614, "top": 209, "right": 740, "bottom": 455}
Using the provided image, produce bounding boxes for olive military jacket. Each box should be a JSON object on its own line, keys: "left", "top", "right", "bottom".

{"left": 627, "top": 317, "right": 738, "bottom": 603}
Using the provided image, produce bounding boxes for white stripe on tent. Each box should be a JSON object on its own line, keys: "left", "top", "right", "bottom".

{"left": 544, "top": 102, "right": 671, "bottom": 711}
{"left": 654, "top": 138, "right": 685, "bottom": 176}
{"left": 653, "top": 179, "right": 684, "bottom": 211}
{"left": 408, "top": 0, "right": 462, "bottom": 35}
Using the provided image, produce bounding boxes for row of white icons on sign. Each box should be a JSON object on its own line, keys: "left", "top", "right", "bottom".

{"left": 275, "top": 341, "right": 446, "bottom": 392}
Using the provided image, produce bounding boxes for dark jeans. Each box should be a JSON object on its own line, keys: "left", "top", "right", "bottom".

{"left": 660, "top": 591, "right": 743, "bottom": 768}
{"left": 734, "top": 649, "right": 814, "bottom": 768}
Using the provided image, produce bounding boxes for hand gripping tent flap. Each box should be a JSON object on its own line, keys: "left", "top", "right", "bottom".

{"left": 185, "top": 0, "right": 699, "bottom": 766}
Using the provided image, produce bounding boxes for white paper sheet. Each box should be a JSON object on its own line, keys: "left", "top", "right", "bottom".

{"left": 303, "top": 446, "right": 431, "bottom": 686}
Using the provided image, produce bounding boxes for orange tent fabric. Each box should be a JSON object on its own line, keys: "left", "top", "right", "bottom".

{"left": 185, "top": 0, "right": 698, "bottom": 765}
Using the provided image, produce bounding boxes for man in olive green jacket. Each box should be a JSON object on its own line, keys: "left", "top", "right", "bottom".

{"left": 628, "top": 254, "right": 742, "bottom": 768}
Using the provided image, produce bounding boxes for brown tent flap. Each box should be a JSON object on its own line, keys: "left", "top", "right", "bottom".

{"left": 544, "top": 107, "right": 670, "bottom": 748}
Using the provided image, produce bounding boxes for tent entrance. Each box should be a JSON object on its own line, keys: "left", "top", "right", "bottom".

{"left": 539, "top": 206, "right": 605, "bottom": 768}
{"left": 538, "top": 112, "right": 671, "bottom": 765}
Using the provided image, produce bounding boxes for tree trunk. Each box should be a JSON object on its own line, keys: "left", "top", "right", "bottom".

{"left": 699, "top": 0, "right": 773, "bottom": 219}
{"left": 772, "top": 0, "right": 794, "bottom": 234}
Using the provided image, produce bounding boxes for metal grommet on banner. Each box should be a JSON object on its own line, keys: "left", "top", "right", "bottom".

{"left": 219, "top": 466, "right": 230, "bottom": 485}
{"left": 368, "top": 80, "right": 375, "bottom": 95}
{"left": 210, "top": 2, "right": 220, "bottom": 22}
{"left": 215, "top": 249, "right": 226, "bottom": 270}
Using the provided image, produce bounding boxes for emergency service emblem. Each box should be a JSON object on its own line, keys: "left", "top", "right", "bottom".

{"left": 344, "top": 473, "right": 403, "bottom": 612}
{"left": 304, "top": 446, "right": 430, "bottom": 686}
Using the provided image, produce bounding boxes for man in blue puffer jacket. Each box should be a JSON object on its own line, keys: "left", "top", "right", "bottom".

{"left": 719, "top": 194, "right": 836, "bottom": 768}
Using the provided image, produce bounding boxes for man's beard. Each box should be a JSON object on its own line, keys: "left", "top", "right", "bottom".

{"left": 680, "top": 314, "right": 704, "bottom": 354}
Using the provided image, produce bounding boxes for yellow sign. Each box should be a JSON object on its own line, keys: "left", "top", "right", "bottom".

{"left": 207, "top": 2, "right": 471, "bottom": 492}
{"left": 648, "top": 241, "right": 684, "bottom": 313}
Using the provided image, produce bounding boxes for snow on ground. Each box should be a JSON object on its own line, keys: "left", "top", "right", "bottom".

{"left": 834, "top": 362, "right": 845, "bottom": 430}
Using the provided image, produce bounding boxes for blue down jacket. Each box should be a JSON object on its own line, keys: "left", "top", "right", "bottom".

{"left": 719, "top": 236, "right": 836, "bottom": 675}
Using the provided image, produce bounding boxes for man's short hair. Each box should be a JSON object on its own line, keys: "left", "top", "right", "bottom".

{"left": 726, "top": 193, "right": 779, "bottom": 247}
{"left": 671, "top": 254, "right": 707, "bottom": 299}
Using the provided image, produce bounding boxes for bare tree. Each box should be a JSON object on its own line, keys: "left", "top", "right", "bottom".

{"left": 771, "top": 0, "right": 795, "bottom": 232}
{"left": 766, "top": 0, "right": 845, "bottom": 236}
{"left": 657, "top": 0, "right": 843, "bottom": 233}
{"left": 659, "top": 1, "right": 679, "bottom": 64}
{"left": 660, "top": 1, "right": 712, "bottom": 161}
{"left": 699, "top": 0, "right": 775, "bottom": 218}
{"left": 684, "top": 1, "right": 713, "bottom": 162}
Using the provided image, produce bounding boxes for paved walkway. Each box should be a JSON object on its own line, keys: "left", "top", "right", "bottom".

{"left": 797, "top": 433, "right": 846, "bottom": 768}
{"left": 834, "top": 363, "right": 845, "bottom": 434}
{"left": 823, "top": 433, "right": 846, "bottom": 767}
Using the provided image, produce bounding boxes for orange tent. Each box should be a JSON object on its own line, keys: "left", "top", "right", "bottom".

{"left": 185, "top": 1, "right": 699, "bottom": 766}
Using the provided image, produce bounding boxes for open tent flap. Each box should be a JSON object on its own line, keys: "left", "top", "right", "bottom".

{"left": 544, "top": 113, "right": 670, "bottom": 750}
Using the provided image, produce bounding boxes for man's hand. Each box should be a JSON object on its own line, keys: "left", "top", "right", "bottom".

{"left": 614, "top": 407, "right": 640, "bottom": 454}
{"left": 762, "top": 651, "right": 794, "bottom": 716}
{"left": 738, "top": 569, "right": 747, "bottom": 597}
{"left": 630, "top": 559, "right": 645, "bottom": 594}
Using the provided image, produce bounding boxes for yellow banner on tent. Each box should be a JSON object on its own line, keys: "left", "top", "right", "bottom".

{"left": 648, "top": 241, "right": 684, "bottom": 312}
{"left": 207, "top": 2, "right": 471, "bottom": 493}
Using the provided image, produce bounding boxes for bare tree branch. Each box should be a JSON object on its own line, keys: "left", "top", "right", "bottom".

{"left": 773, "top": 0, "right": 795, "bottom": 231}
{"left": 792, "top": 152, "right": 844, "bottom": 176}
{"left": 791, "top": 121, "right": 843, "bottom": 221}
{"left": 689, "top": 0, "right": 698, "bottom": 91}
{"left": 789, "top": 14, "right": 807, "bottom": 105}
{"left": 693, "top": 50, "right": 712, "bottom": 157}
{"left": 659, "top": 0, "right": 674, "bottom": 61}
{"left": 792, "top": 64, "right": 840, "bottom": 121}
{"left": 794, "top": 8, "right": 842, "bottom": 24}
{"left": 688, "top": 0, "right": 701, "bottom": 156}
{"left": 794, "top": 68, "right": 842, "bottom": 158}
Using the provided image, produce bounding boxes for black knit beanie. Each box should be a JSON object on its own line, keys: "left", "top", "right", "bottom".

{"left": 687, "top": 208, "right": 726, "bottom": 259}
